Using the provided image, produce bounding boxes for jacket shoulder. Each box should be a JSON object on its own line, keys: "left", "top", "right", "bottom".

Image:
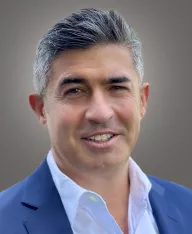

{"left": 148, "top": 175, "right": 192, "bottom": 209}
{"left": 0, "top": 180, "right": 24, "bottom": 206}
{"left": 148, "top": 175, "right": 192, "bottom": 194}
{"left": 0, "top": 159, "right": 49, "bottom": 233}
{"left": 0, "top": 179, "right": 28, "bottom": 233}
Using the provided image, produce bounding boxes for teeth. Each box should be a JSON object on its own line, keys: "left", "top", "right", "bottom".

{"left": 89, "top": 134, "right": 113, "bottom": 141}
{"left": 95, "top": 135, "right": 101, "bottom": 141}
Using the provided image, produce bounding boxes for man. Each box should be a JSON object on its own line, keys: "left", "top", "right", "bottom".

{"left": 0, "top": 8, "right": 191, "bottom": 234}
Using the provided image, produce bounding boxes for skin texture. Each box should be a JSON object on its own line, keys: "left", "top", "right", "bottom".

{"left": 29, "top": 44, "right": 149, "bottom": 234}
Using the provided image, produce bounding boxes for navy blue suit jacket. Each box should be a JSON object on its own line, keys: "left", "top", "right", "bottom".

{"left": 0, "top": 159, "right": 192, "bottom": 234}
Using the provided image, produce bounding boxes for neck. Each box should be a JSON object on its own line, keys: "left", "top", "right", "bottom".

{"left": 76, "top": 163, "right": 129, "bottom": 201}
{"left": 54, "top": 151, "right": 130, "bottom": 202}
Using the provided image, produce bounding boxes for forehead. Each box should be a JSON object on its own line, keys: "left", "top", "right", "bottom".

{"left": 50, "top": 44, "right": 138, "bottom": 87}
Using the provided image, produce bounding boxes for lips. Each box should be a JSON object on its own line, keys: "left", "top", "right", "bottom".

{"left": 81, "top": 130, "right": 120, "bottom": 150}
{"left": 82, "top": 130, "right": 118, "bottom": 141}
{"left": 86, "top": 133, "right": 114, "bottom": 142}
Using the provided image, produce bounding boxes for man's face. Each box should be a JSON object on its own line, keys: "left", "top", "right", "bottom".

{"left": 30, "top": 44, "right": 149, "bottom": 173}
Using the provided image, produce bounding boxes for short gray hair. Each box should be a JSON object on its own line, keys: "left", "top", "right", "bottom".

{"left": 33, "top": 8, "right": 144, "bottom": 97}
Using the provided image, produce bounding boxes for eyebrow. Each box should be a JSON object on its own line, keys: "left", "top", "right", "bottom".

{"left": 58, "top": 77, "right": 87, "bottom": 87}
{"left": 106, "top": 76, "right": 131, "bottom": 84}
{"left": 58, "top": 75, "right": 131, "bottom": 89}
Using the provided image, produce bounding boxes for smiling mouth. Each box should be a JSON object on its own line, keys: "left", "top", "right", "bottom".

{"left": 85, "top": 133, "right": 114, "bottom": 142}
{"left": 82, "top": 133, "right": 119, "bottom": 151}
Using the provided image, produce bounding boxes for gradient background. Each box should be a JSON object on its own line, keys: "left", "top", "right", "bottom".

{"left": 1, "top": 0, "right": 192, "bottom": 191}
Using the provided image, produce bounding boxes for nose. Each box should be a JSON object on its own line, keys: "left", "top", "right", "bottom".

{"left": 85, "top": 92, "right": 114, "bottom": 124}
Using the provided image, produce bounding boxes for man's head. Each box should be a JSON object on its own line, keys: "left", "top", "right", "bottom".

{"left": 29, "top": 8, "right": 149, "bottom": 174}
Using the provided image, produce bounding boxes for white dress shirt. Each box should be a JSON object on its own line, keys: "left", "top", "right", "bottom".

{"left": 47, "top": 150, "right": 159, "bottom": 234}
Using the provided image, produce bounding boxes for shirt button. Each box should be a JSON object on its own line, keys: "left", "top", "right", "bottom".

{"left": 88, "top": 196, "right": 97, "bottom": 202}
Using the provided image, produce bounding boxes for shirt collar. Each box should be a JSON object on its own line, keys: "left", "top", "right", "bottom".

{"left": 47, "top": 150, "right": 152, "bottom": 225}
{"left": 128, "top": 157, "right": 152, "bottom": 202}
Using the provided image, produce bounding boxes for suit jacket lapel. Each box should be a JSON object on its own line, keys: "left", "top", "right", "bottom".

{"left": 21, "top": 159, "right": 73, "bottom": 234}
{"left": 149, "top": 177, "right": 186, "bottom": 234}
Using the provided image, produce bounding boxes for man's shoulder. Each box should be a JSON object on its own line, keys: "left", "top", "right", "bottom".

{"left": 149, "top": 175, "right": 192, "bottom": 192}
{"left": 0, "top": 159, "right": 50, "bottom": 233}
{"left": 0, "top": 179, "right": 28, "bottom": 232}
{"left": 148, "top": 175, "right": 192, "bottom": 202}
{"left": 0, "top": 158, "right": 48, "bottom": 206}
{"left": 0, "top": 179, "right": 26, "bottom": 211}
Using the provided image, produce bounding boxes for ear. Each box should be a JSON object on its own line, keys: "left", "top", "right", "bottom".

{"left": 29, "top": 93, "right": 47, "bottom": 126}
{"left": 140, "top": 83, "right": 150, "bottom": 119}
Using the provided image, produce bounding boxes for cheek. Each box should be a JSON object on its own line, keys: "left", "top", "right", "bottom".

{"left": 117, "top": 99, "right": 141, "bottom": 145}
{"left": 115, "top": 97, "right": 141, "bottom": 122}
{"left": 49, "top": 105, "right": 83, "bottom": 137}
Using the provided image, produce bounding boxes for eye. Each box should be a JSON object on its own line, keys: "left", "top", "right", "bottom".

{"left": 110, "top": 85, "right": 128, "bottom": 91}
{"left": 64, "top": 88, "right": 83, "bottom": 95}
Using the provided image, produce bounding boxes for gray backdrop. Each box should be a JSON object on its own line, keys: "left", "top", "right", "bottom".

{"left": 1, "top": 0, "right": 192, "bottom": 191}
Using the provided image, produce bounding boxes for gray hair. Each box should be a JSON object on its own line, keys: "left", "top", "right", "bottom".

{"left": 33, "top": 8, "right": 144, "bottom": 97}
